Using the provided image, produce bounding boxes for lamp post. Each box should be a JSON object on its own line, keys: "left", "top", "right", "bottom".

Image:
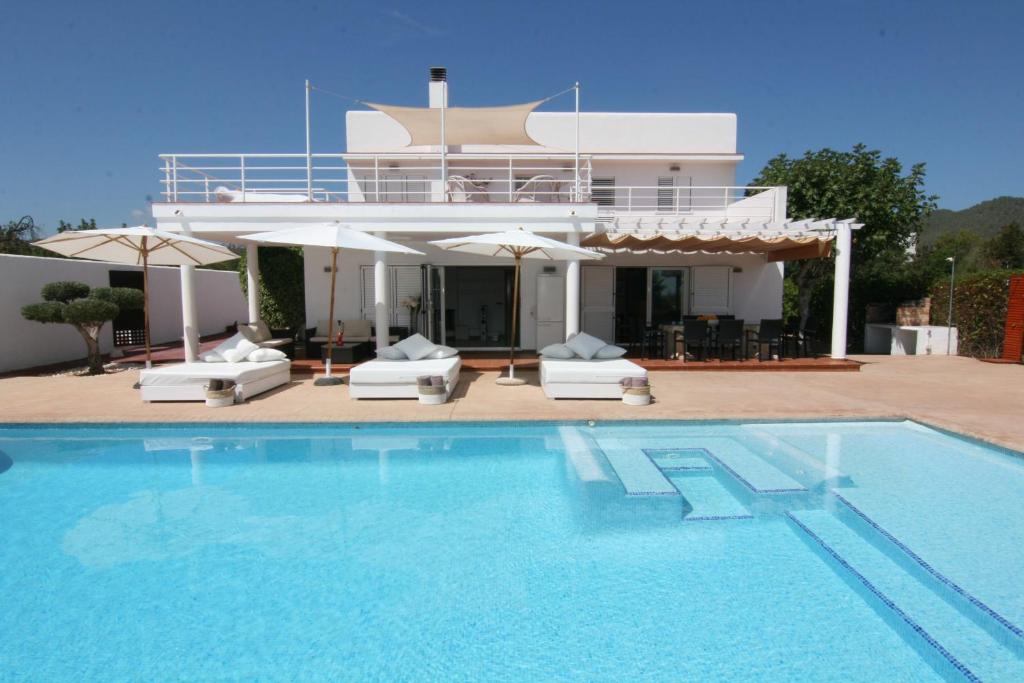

{"left": 946, "top": 255, "right": 956, "bottom": 355}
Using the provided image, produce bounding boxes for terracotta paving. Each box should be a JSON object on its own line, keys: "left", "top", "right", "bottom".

{"left": 1, "top": 355, "right": 1022, "bottom": 452}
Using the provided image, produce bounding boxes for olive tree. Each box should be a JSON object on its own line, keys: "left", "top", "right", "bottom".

{"left": 21, "top": 281, "right": 144, "bottom": 375}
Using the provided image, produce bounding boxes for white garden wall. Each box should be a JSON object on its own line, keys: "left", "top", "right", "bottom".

{"left": 0, "top": 254, "right": 247, "bottom": 373}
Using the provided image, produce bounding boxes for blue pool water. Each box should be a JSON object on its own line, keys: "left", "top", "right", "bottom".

{"left": 1, "top": 420, "right": 1023, "bottom": 681}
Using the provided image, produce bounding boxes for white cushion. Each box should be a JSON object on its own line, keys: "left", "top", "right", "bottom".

{"left": 541, "top": 358, "right": 646, "bottom": 384}
{"left": 212, "top": 332, "right": 248, "bottom": 357}
{"left": 427, "top": 345, "right": 459, "bottom": 359}
{"left": 200, "top": 351, "right": 225, "bottom": 363}
{"left": 140, "top": 360, "right": 290, "bottom": 387}
{"left": 393, "top": 333, "right": 439, "bottom": 361}
{"left": 221, "top": 337, "right": 259, "bottom": 363}
{"left": 594, "top": 344, "right": 627, "bottom": 359}
{"left": 237, "top": 323, "right": 261, "bottom": 343}
{"left": 247, "top": 347, "right": 287, "bottom": 362}
{"left": 565, "top": 332, "right": 608, "bottom": 360}
{"left": 376, "top": 346, "right": 407, "bottom": 360}
{"left": 349, "top": 357, "right": 461, "bottom": 385}
{"left": 342, "top": 319, "right": 372, "bottom": 338}
{"left": 539, "top": 343, "right": 576, "bottom": 359}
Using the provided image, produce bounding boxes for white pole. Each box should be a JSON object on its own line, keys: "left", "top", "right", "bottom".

{"left": 374, "top": 236, "right": 390, "bottom": 351}
{"left": 305, "top": 79, "right": 313, "bottom": 199}
{"left": 574, "top": 81, "right": 581, "bottom": 201}
{"left": 565, "top": 232, "right": 581, "bottom": 340}
{"left": 946, "top": 256, "right": 956, "bottom": 355}
{"left": 179, "top": 219, "right": 200, "bottom": 363}
{"left": 440, "top": 81, "right": 448, "bottom": 201}
{"left": 245, "top": 242, "right": 261, "bottom": 323}
{"left": 830, "top": 222, "right": 853, "bottom": 359}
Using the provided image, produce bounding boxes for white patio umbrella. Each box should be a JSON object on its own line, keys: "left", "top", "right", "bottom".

{"left": 240, "top": 223, "right": 424, "bottom": 385}
{"left": 430, "top": 227, "right": 603, "bottom": 385}
{"left": 34, "top": 226, "right": 238, "bottom": 368}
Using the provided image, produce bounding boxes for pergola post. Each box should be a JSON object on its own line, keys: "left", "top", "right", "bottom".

{"left": 179, "top": 220, "right": 200, "bottom": 362}
{"left": 830, "top": 222, "right": 853, "bottom": 359}
{"left": 374, "top": 234, "right": 390, "bottom": 350}
{"left": 245, "top": 242, "right": 261, "bottom": 323}
{"left": 565, "top": 232, "right": 581, "bottom": 340}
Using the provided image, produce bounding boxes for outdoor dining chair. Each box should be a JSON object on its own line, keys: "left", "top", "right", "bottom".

{"left": 715, "top": 318, "right": 745, "bottom": 360}
{"left": 746, "top": 319, "right": 785, "bottom": 361}
{"left": 676, "top": 319, "right": 710, "bottom": 362}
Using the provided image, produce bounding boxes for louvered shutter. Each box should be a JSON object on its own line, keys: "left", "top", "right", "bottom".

{"left": 391, "top": 265, "right": 423, "bottom": 327}
{"left": 657, "top": 176, "right": 675, "bottom": 212}
{"left": 590, "top": 177, "right": 615, "bottom": 207}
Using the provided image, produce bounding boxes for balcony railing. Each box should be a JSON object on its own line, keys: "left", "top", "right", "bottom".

{"left": 158, "top": 153, "right": 784, "bottom": 220}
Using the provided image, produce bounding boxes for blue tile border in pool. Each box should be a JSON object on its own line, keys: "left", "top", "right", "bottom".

{"left": 643, "top": 447, "right": 806, "bottom": 495}
{"left": 683, "top": 514, "right": 754, "bottom": 522}
{"left": 786, "top": 512, "right": 981, "bottom": 683}
{"left": 833, "top": 491, "right": 1024, "bottom": 647}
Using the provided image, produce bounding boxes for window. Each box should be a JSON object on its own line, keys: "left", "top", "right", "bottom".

{"left": 590, "top": 177, "right": 616, "bottom": 207}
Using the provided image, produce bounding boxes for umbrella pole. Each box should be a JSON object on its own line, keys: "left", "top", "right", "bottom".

{"left": 496, "top": 252, "right": 526, "bottom": 386}
{"left": 315, "top": 247, "right": 343, "bottom": 386}
{"left": 143, "top": 245, "right": 152, "bottom": 369}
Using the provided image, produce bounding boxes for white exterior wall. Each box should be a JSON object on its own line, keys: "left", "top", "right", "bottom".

{"left": 0, "top": 254, "right": 247, "bottom": 373}
{"left": 302, "top": 245, "right": 782, "bottom": 350}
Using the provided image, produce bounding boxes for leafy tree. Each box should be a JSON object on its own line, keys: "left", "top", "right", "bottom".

{"left": 21, "top": 281, "right": 144, "bottom": 375}
{"left": 56, "top": 218, "right": 97, "bottom": 233}
{"left": 751, "top": 144, "right": 937, "bottom": 350}
{"left": 0, "top": 216, "right": 48, "bottom": 256}
{"left": 912, "top": 229, "right": 986, "bottom": 289}
{"left": 238, "top": 246, "right": 305, "bottom": 329}
{"left": 983, "top": 222, "right": 1024, "bottom": 270}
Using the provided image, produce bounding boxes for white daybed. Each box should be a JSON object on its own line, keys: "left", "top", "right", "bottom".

{"left": 540, "top": 358, "right": 646, "bottom": 399}
{"left": 348, "top": 357, "right": 461, "bottom": 400}
{"left": 139, "top": 360, "right": 291, "bottom": 402}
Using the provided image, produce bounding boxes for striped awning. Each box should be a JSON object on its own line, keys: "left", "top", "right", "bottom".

{"left": 583, "top": 218, "right": 860, "bottom": 262}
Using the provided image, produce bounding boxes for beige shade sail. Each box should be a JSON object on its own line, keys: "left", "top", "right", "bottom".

{"left": 582, "top": 232, "right": 833, "bottom": 262}
{"left": 363, "top": 100, "right": 545, "bottom": 146}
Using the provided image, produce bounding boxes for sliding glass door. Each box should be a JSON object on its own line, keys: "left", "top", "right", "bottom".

{"left": 649, "top": 268, "right": 688, "bottom": 326}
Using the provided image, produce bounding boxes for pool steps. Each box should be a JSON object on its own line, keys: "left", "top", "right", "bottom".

{"left": 594, "top": 439, "right": 679, "bottom": 497}
{"left": 789, "top": 509, "right": 1024, "bottom": 683}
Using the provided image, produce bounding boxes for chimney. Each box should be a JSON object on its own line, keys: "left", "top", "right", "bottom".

{"left": 428, "top": 66, "right": 448, "bottom": 108}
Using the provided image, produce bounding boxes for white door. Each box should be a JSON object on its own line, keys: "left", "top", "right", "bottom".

{"left": 690, "top": 266, "right": 732, "bottom": 314}
{"left": 581, "top": 266, "right": 615, "bottom": 342}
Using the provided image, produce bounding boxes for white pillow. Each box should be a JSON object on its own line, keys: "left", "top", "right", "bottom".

{"left": 594, "top": 344, "right": 627, "bottom": 359}
{"left": 247, "top": 347, "right": 286, "bottom": 362}
{"left": 212, "top": 332, "right": 247, "bottom": 356}
{"left": 565, "top": 331, "right": 608, "bottom": 360}
{"left": 220, "top": 337, "right": 259, "bottom": 363}
{"left": 393, "top": 333, "right": 439, "bottom": 361}
{"left": 427, "top": 345, "right": 459, "bottom": 359}
{"left": 539, "top": 343, "right": 576, "bottom": 359}
{"left": 200, "top": 351, "right": 225, "bottom": 363}
{"left": 376, "top": 346, "right": 407, "bottom": 360}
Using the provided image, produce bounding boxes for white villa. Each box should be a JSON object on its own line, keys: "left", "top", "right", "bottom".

{"left": 153, "top": 68, "right": 856, "bottom": 360}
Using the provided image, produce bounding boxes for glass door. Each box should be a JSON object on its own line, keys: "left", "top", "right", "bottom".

{"left": 649, "top": 268, "right": 688, "bottom": 326}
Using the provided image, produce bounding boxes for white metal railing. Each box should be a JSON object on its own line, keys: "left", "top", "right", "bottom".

{"left": 157, "top": 153, "right": 783, "bottom": 219}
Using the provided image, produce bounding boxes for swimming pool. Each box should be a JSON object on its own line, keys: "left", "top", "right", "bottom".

{"left": 1, "top": 420, "right": 1022, "bottom": 681}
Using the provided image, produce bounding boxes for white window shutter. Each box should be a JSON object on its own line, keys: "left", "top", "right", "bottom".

{"left": 360, "top": 265, "right": 375, "bottom": 320}
{"left": 690, "top": 266, "right": 732, "bottom": 314}
{"left": 390, "top": 265, "right": 422, "bottom": 327}
{"left": 657, "top": 176, "right": 675, "bottom": 212}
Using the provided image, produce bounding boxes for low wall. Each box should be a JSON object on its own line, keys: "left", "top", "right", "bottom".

{"left": 0, "top": 254, "right": 247, "bottom": 373}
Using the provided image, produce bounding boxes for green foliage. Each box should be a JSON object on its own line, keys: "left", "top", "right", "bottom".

{"left": 238, "top": 246, "right": 305, "bottom": 328}
{"left": 91, "top": 286, "right": 145, "bottom": 310}
{"left": 782, "top": 278, "right": 799, "bottom": 321}
{"left": 64, "top": 298, "right": 120, "bottom": 325}
{"left": 57, "top": 218, "right": 97, "bottom": 233}
{"left": 0, "top": 216, "right": 49, "bottom": 256}
{"left": 752, "top": 144, "right": 937, "bottom": 350}
{"left": 983, "top": 223, "right": 1024, "bottom": 270}
{"left": 21, "top": 301, "right": 67, "bottom": 324}
{"left": 930, "top": 270, "right": 1024, "bottom": 358}
{"left": 20, "top": 281, "right": 143, "bottom": 374}
{"left": 42, "top": 281, "right": 91, "bottom": 303}
{"left": 923, "top": 196, "right": 1024, "bottom": 245}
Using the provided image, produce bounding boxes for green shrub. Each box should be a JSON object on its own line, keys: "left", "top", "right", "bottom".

{"left": 930, "top": 269, "right": 1024, "bottom": 358}
{"left": 42, "top": 281, "right": 90, "bottom": 303}
{"left": 21, "top": 281, "right": 144, "bottom": 374}
{"left": 238, "top": 246, "right": 305, "bottom": 328}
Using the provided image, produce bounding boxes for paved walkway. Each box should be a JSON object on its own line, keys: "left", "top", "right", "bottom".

{"left": 1, "top": 355, "right": 1022, "bottom": 451}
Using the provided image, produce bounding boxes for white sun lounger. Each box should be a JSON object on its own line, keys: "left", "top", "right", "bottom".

{"left": 348, "top": 357, "right": 461, "bottom": 400}
{"left": 540, "top": 358, "right": 646, "bottom": 399}
{"left": 139, "top": 360, "right": 291, "bottom": 402}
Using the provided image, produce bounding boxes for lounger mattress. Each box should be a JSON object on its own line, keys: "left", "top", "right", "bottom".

{"left": 540, "top": 358, "right": 646, "bottom": 384}
{"left": 139, "top": 360, "right": 291, "bottom": 387}
{"left": 348, "top": 357, "right": 461, "bottom": 386}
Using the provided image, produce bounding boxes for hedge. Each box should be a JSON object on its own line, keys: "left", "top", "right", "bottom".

{"left": 930, "top": 269, "right": 1024, "bottom": 358}
{"left": 238, "top": 246, "right": 305, "bottom": 329}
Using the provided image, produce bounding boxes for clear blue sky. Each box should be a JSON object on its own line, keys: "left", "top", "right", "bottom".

{"left": 2, "top": 0, "right": 1021, "bottom": 232}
